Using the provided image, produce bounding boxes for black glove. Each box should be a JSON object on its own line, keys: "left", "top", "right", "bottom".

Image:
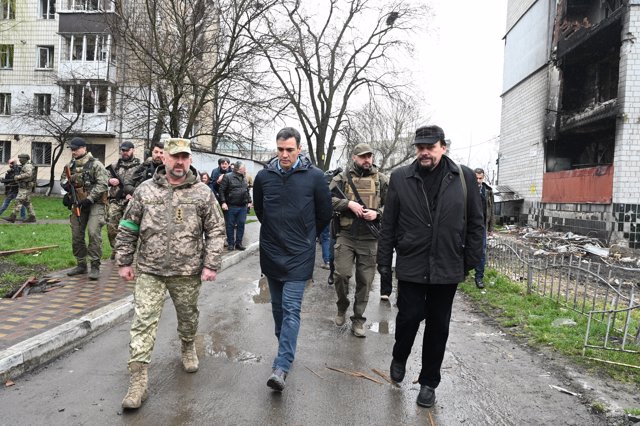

{"left": 377, "top": 265, "right": 393, "bottom": 295}
{"left": 78, "top": 198, "right": 93, "bottom": 209}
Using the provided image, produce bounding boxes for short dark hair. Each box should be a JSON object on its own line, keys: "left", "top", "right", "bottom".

{"left": 152, "top": 141, "right": 164, "bottom": 150}
{"left": 276, "top": 127, "right": 301, "bottom": 146}
{"left": 218, "top": 157, "right": 230, "bottom": 166}
{"left": 474, "top": 168, "right": 485, "bottom": 174}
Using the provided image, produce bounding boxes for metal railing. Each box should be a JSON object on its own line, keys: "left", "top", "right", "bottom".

{"left": 486, "top": 236, "right": 639, "bottom": 367}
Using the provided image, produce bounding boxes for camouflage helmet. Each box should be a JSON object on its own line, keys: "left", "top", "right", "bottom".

{"left": 18, "top": 154, "right": 30, "bottom": 160}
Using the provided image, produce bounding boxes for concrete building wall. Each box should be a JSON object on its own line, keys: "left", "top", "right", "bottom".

{"left": 506, "top": 0, "right": 540, "bottom": 31}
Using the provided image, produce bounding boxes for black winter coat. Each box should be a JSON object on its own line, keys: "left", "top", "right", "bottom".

{"left": 377, "top": 156, "right": 484, "bottom": 284}
{"left": 219, "top": 171, "right": 251, "bottom": 206}
{"left": 253, "top": 156, "right": 332, "bottom": 281}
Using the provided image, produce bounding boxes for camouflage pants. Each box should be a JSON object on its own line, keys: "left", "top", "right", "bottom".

{"left": 129, "top": 273, "right": 202, "bottom": 364}
{"left": 334, "top": 234, "right": 377, "bottom": 321}
{"left": 70, "top": 203, "right": 106, "bottom": 264}
{"left": 12, "top": 187, "right": 35, "bottom": 216}
{"left": 106, "top": 200, "right": 126, "bottom": 249}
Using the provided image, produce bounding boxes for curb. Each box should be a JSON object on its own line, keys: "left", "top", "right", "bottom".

{"left": 0, "top": 241, "right": 259, "bottom": 382}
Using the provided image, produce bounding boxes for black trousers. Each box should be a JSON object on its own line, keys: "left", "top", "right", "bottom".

{"left": 392, "top": 281, "right": 458, "bottom": 388}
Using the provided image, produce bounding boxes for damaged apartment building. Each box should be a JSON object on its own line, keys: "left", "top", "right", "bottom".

{"left": 499, "top": 0, "right": 640, "bottom": 248}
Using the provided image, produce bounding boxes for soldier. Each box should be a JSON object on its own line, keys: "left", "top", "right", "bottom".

{"left": 132, "top": 141, "right": 164, "bottom": 185}
{"left": 59, "top": 137, "right": 109, "bottom": 280}
{"left": 106, "top": 141, "right": 141, "bottom": 258}
{"left": 329, "top": 143, "right": 388, "bottom": 337}
{"left": 0, "top": 159, "right": 27, "bottom": 219}
{"left": 2, "top": 154, "right": 37, "bottom": 223}
{"left": 116, "top": 138, "right": 225, "bottom": 410}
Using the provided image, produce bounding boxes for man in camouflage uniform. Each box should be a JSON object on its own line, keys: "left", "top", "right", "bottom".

{"left": 59, "top": 137, "right": 109, "bottom": 280}
{"left": 2, "top": 154, "right": 37, "bottom": 223}
{"left": 106, "top": 141, "right": 141, "bottom": 258}
{"left": 0, "top": 159, "right": 27, "bottom": 219}
{"left": 132, "top": 141, "right": 164, "bottom": 185}
{"left": 115, "top": 137, "right": 225, "bottom": 410}
{"left": 329, "top": 143, "right": 388, "bottom": 337}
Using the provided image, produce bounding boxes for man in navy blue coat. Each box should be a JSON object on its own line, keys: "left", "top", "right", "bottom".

{"left": 253, "top": 127, "right": 332, "bottom": 392}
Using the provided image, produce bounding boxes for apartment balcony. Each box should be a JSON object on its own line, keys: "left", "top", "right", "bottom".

{"left": 58, "top": 60, "right": 117, "bottom": 84}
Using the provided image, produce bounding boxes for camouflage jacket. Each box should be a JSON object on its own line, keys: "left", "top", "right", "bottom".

{"left": 14, "top": 161, "right": 36, "bottom": 190}
{"left": 107, "top": 157, "right": 141, "bottom": 201}
{"left": 115, "top": 165, "right": 225, "bottom": 276}
{"left": 59, "top": 152, "right": 109, "bottom": 204}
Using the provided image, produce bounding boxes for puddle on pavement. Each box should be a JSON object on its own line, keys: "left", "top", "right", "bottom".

{"left": 201, "top": 333, "right": 262, "bottom": 364}
{"left": 251, "top": 276, "right": 271, "bottom": 304}
{"left": 368, "top": 320, "right": 394, "bottom": 334}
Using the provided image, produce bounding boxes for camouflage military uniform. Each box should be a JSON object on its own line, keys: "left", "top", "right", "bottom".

{"left": 59, "top": 152, "right": 109, "bottom": 267}
{"left": 11, "top": 157, "right": 37, "bottom": 221}
{"left": 106, "top": 156, "right": 141, "bottom": 250}
{"left": 330, "top": 165, "right": 388, "bottom": 324}
{"left": 115, "top": 164, "right": 225, "bottom": 364}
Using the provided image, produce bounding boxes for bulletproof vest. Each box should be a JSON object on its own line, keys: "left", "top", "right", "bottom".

{"left": 71, "top": 155, "right": 96, "bottom": 192}
{"left": 339, "top": 171, "right": 380, "bottom": 230}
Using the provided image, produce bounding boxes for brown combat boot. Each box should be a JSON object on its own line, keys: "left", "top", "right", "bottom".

{"left": 122, "top": 362, "right": 149, "bottom": 409}
{"left": 67, "top": 262, "right": 87, "bottom": 276}
{"left": 181, "top": 340, "right": 199, "bottom": 373}
{"left": 1, "top": 214, "right": 16, "bottom": 223}
{"left": 24, "top": 215, "right": 36, "bottom": 223}
{"left": 88, "top": 262, "right": 100, "bottom": 280}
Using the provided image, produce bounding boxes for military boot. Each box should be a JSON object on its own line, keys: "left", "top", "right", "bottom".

{"left": 88, "top": 262, "right": 100, "bottom": 281}
{"left": 181, "top": 340, "right": 199, "bottom": 373}
{"left": 1, "top": 214, "right": 16, "bottom": 223}
{"left": 122, "top": 362, "right": 149, "bottom": 409}
{"left": 24, "top": 215, "right": 36, "bottom": 223}
{"left": 67, "top": 262, "right": 87, "bottom": 276}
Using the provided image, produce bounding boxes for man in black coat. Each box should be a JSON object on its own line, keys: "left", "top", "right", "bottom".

{"left": 376, "top": 125, "right": 484, "bottom": 408}
{"left": 253, "top": 127, "right": 332, "bottom": 392}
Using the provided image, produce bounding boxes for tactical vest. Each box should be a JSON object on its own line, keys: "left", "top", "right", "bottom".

{"left": 108, "top": 157, "right": 141, "bottom": 199}
{"left": 338, "top": 171, "right": 381, "bottom": 229}
{"left": 70, "top": 155, "right": 99, "bottom": 201}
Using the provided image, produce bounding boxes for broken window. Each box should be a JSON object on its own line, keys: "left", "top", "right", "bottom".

{"left": 62, "top": 84, "right": 110, "bottom": 114}
{"left": 561, "top": 47, "right": 619, "bottom": 112}
{"left": 546, "top": 120, "right": 615, "bottom": 172}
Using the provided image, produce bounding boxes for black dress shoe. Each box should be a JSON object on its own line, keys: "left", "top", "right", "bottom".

{"left": 235, "top": 244, "right": 246, "bottom": 251}
{"left": 389, "top": 358, "right": 405, "bottom": 383}
{"left": 417, "top": 385, "right": 436, "bottom": 408}
{"left": 475, "top": 277, "right": 485, "bottom": 289}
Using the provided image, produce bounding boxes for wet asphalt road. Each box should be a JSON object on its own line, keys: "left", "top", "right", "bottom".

{"left": 0, "top": 251, "right": 606, "bottom": 425}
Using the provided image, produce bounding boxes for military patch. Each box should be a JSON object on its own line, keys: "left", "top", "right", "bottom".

{"left": 175, "top": 207, "right": 184, "bottom": 223}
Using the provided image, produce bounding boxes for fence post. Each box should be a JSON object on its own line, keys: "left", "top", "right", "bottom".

{"left": 527, "top": 262, "right": 533, "bottom": 295}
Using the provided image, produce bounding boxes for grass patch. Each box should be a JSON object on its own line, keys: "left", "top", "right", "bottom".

{"left": 625, "top": 408, "right": 640, "bottom": 416}
{"left": 0, "top": 194, "right": 69, "bottom": 220}
{"left": 460, "top": 269, "right": 640, "bottom": 386}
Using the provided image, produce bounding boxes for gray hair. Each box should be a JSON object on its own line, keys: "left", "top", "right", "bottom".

{"left": 234, "top": 160, "right": 244, "bottom": 170}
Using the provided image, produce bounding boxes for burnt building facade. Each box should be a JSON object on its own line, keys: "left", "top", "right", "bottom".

{"left": 499, "top": 0, "right": 640, "bottom": 248}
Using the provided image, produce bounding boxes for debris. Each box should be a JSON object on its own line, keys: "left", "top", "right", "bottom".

{"left": 11, "top": 277, "right": 37, "bottom": 299}
{"left": 551, "top": 318, "right": 577, "bottom": 327}
{"left": 5, "top": 380, "right": 15, "bottom": 387}
{"left": 583, "top": 244, "right": 609, "bottom": 257}
{"left": 304, "top": 365, "right": 324, "bottom": 380}
{"left": 549, "top": 384, "right": 580, "bottom": 397}
{"left": 371, "top": 368, "right": 393, "bottom": 385}
{"left": 0, "top": 245, "right": 59, "bottom": 257}
{"left": 11, "top": 277, "right": 63, "bottom": 298}
{"left": 326, "top": 366, "right": 383, "bottom": 385}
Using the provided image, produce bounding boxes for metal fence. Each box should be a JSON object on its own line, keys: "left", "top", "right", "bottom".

{"left": 486, "top": 236, "right": 639, "bottom": 367}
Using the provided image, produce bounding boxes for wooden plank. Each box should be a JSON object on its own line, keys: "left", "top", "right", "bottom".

{"left": 0, "top": 245, "right": 59, "bottom": 257}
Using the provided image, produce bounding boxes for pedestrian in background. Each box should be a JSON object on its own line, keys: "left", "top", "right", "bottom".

{"left": 116, "top": 138, "right": 225, "bottom": 410}
{"left": 210, "top": 157, "right": 232, "bottom": 202}
{"left": 329, "top": 143, "right": 388, "bottom": 337}
{"left": 0, "top": 159, "right": 27, "bottom": 219}
{"left": 133, "top": 141, "right": 164, "bottom": 185}
{"left": 377, "top": 125, "right": 484, "bottom": 408}
{"left": 219, "top": 160, "right": 252, "bottom": 251}
{"left": 473, "top": 167, "right": 494, "bottom": 289}
{"left": 60, "top": 137, "right": 109, "bottom": 280}
{"left": 253, "top": 127, "right": 332, "bottom": 392}
{"left": 2, "top": 154, "right": 37, "bottom": 223}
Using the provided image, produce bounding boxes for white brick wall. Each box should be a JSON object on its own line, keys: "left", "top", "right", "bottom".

{"left": 506, "top": 0, "right": 539, "bottom": 32}
{"left": 613, "top": 4, "right": 640, "bottom": 203}
{"left": 498, "top": 67, "right": 547, "bottom": 202}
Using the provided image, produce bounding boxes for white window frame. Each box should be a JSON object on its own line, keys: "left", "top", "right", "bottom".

{"left": 39, "top": 0, "right": 55, "bottom": 19}
{"left": 0, "top": 93, "right": 10, "bottom": 115}
{"left": 36, "top": 46, "right": 55, "bottom": 69}
{"left": 66, "top": 34, "right": 107, "bottom": 62}
{"left": 0, "top": 140, "right": 10, "bottom": 163}
{"left": 32, "top": 142, "right": 52, "bottom": 166}
{"left": 35, "top": 94, "right": 52, "bottom": 115}
{"left": 66, "top": 0, "right": 108, "bottom": 11}
{"left": 62, "top": 84, "right": 110, "bottom": 114}
{"left": 0, "top": 44, "right": 13, "bottom": 69}
{"left": 1, "top": 0, "right": 16, "bottom": 20}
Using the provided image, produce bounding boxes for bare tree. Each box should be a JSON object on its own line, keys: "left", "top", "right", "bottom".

{"left": 339, "top": 95, "right": 427, "bottom": 172}
{"left": 109, "top": 0, "right": 278, "bottom": 152}
{"left": 251, "top": 0, "right": 428, "bottom": 170}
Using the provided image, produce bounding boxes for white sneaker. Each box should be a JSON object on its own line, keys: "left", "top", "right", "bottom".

{"left": 380, "top": 294, "right": 390, "bottom": 301}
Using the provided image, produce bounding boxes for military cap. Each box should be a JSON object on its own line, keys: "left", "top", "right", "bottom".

{"left": 165, "top": 138, "right": 192, "bottom": 155}
{"left": 353, "top": 143, "right": 373, "bottom": 156}
{"left": 120, "top": 141, "right": 135, "bottom": 150}
{"left": 18, "top": 153, "right": 30, "bottom": 159}
{"left": 68, "top": 137, "right": 87, "bottom": 149}
{"left": 413, "top": 125, "right": 445, "bottom": 145}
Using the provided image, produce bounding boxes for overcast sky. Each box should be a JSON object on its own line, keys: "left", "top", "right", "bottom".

{"left": 411, "top": 0, "right": 507, "bottom": 174}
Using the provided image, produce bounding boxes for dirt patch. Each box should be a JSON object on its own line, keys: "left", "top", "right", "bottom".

{"left": 0, "top": 259, "right": 50, "bottom": 298}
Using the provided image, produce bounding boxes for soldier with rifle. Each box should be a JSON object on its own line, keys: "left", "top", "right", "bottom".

{"left": 106, "top": 141, "right": 141, "bottom": 258}
{"left": 0, "top": 159, "right": 27, "bottom": 219}
{"left": 328, "top": 143, "right": 388, "bottom": 337}
{"left": 2, "top": 154, "right": 37, "bottom": 223}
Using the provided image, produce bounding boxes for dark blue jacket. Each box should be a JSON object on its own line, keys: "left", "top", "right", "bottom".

{"left": 253, "top": 156, "right": 332, "bottom": 281}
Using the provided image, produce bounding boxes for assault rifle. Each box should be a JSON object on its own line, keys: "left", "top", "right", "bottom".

{"left": 64, "top": 165, "right": 81, "bottom": 217}
{"left": 106, "top": 164, "right": 125, "bottom": 200}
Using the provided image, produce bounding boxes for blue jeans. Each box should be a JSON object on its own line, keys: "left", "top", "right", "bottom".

{"left": 320, "top": 225, "right": 333, "bottom": 264}
{"left": 0, "top": 193, "right": 26, "bottom": 218}
{"left": 225, "top": 205, "right": 247, "bottom": 247}
{"left": 266, "top": 277, "right": 306, "bottom": 372}
{"left": 475, "top": 230, "right": 487, "bottom": 280}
